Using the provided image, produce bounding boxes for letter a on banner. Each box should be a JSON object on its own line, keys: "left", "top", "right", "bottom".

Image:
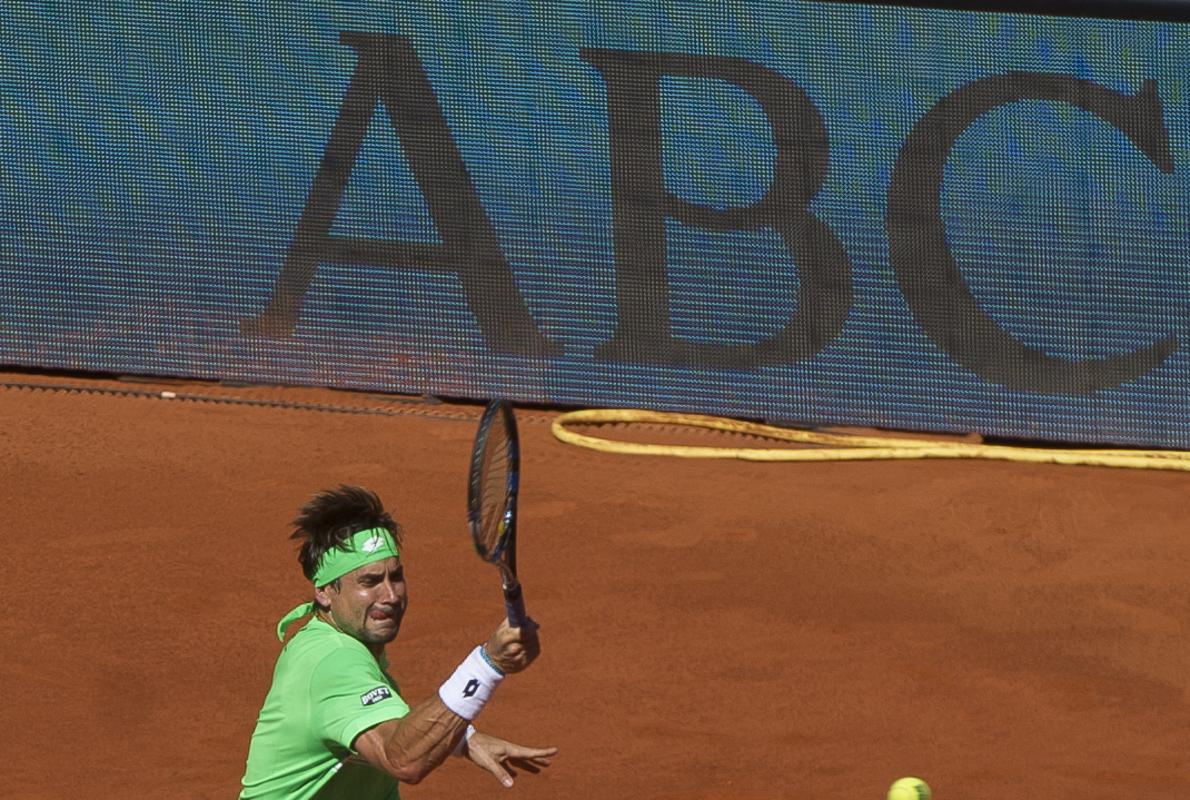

{"left": 243, "top": 33, "right": 556, "bottom": 357}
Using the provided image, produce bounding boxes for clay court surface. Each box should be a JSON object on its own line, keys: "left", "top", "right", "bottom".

{"left": 1, "top": 370, "right": 1187, "bottom": 799}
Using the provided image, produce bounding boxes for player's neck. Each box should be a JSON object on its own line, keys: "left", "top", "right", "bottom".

{"left": 315, "top": 609, "right": 386, "bottom": 660}
{"left": 315, "top": 608, "right": 343, "bottom": 634}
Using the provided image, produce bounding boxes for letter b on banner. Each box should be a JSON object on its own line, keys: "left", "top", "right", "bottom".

{"left": 582, "top": 49, "right": 853, "bottom": 370}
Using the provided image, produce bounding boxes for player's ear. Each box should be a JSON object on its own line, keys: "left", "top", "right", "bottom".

{"left": 313, "top": 582, "right": 336, "bottom": 607}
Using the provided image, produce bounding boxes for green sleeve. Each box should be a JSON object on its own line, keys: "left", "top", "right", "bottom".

{"left": 308, "top": 646, "right": 411, "bottom": 751}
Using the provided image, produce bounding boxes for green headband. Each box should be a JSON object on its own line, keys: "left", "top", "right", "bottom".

{"left": 276, "top": 527, "right": 400, "bottom": 641}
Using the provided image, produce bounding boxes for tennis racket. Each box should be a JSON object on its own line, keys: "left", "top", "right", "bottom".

{"left": 467, "top": 399, "right": 527, "bottom": 627}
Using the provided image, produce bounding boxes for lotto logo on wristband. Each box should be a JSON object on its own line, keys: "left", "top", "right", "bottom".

{"left": 439, "top": 646, "right": 504, "bottom": 720}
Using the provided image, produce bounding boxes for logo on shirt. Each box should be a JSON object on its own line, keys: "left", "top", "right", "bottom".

{"left": 360, "top": 686, "right": 392, "bottom": 706}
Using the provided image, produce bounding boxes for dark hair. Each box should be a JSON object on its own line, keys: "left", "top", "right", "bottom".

{"left": 291, "top": 485, "right": 403, "bottom": 584}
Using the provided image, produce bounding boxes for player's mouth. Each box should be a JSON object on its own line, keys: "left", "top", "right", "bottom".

{"left": 369, "top": 607, "right": 397, "bottom": 623}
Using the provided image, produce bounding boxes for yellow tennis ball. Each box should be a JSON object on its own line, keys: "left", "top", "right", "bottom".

{"left": 887, "top": 776, "right": 931, "bottom": 800}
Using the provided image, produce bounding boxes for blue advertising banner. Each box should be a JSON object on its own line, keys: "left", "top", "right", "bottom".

{"left": 1, "top": 2, "right": 1188, "bottom": 446}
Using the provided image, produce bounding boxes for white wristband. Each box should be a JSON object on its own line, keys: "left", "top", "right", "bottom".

{"left": 452, "top": 724, "right": 478, "bottom": 757}
{"left": 438, "top": 646, "right": 504, "bottom": 720}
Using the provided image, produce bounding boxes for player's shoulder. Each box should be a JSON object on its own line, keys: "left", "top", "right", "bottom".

{"left": 280, "top": 619, "right": 371, "bottom": 669}
{"left": 286, "top": 620, "right": 378, "bottom": 673}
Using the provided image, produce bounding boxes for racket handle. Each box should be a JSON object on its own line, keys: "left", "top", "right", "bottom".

{"left": 503, "top": 582, "right": 527, "bottom": 628}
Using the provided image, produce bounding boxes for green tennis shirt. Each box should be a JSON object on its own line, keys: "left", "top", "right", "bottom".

{"left": 240, "top": 616, "right": 411, "bottom": 800}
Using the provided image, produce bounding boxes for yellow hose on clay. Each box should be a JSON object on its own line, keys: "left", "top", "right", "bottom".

{"left": 550, "top": 408, "right": 1190, "bottom": 472}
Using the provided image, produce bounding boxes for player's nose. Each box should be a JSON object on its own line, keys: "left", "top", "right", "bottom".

{"left": 379, "top": 578, "right": 403, "bottom": 603}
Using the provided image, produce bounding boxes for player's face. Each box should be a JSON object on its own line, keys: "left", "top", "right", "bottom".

{"left": 324, "top": 557, "right": 408, "bottom": 649}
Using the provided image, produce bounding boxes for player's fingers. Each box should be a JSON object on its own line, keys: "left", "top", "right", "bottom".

{"left": 497, "top": 625, "right": 535, "bottom": 651}
{"left": 506, "top": 745, "right": 558, "bottom": 760}
{"left": 500, "top": 636, "right": 540, "bottom": 665}
{"left": 515, "top": 632, "right": 541, "bottom": 662}
{"left": 506, "top": 756, "right": 552, "bottom": 774}
{"left": 478, "top": 755, "right": 516, "bottom": 789}
{"left": 503, "top": 746, "right": 556, "bottom": 775}
{"left": 503, "top": 615, "right": 540, "bottom": 631}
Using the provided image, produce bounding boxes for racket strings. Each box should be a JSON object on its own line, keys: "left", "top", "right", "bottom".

{"left": 477, "top": 424, "right": 512, "bottom": 555}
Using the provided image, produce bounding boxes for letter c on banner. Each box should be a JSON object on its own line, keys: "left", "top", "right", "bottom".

{"left": 887, "top": 73, "right": 1178, "bottom": 394}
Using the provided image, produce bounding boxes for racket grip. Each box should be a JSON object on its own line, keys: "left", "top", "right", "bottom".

{"left": 503, "top": 582, "right": 527, "bottom": 628}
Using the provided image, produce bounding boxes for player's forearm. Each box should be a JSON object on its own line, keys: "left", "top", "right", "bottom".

{"left": 380, "top": 697, "right": 469, "bottom": 784}
{"left": 369, "top": 644, "right": 506, "bottom": 782}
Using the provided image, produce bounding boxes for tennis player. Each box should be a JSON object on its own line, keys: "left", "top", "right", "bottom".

{"left": 240, "top": 485, "right": 556, "bottom": 799}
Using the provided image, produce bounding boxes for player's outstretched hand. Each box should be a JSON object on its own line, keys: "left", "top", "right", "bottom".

{"left": 483, "top": 617, "right": 540, "bottom": 675}
{"left": 465, "top": 729, "right": 557, "bottom": 789}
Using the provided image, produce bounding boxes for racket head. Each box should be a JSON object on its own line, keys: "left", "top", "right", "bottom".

{"left": 467, "top": 399, "right": 520, "bottom": 570}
